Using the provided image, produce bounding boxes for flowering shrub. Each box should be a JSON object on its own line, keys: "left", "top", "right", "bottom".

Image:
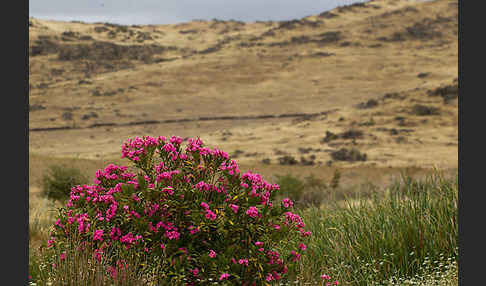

{"left": 47, "top": 135, "right": 312, "bottom": 285}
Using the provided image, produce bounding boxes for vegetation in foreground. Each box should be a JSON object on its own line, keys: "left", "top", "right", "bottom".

{"left": 29, "top": 137, "right": 457, "bottom": 285}
{"left": 293, "top": 173, "right": 458, "bottom": 285}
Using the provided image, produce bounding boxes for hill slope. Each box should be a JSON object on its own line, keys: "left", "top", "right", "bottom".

{"left": 29, "top": 0, "right": 458, "bottom": 172}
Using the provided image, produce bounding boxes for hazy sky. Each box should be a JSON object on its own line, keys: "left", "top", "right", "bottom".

{"left": 29, "top": 0, "right": 368, "bottom": 25}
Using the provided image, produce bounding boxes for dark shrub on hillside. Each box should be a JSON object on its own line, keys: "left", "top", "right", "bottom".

{"left": 261, "top": 158, "right": 271, "bottom": 164}
{"left": 337, "top": 2, "right": 366, "bottom": 13}
{"left": 41, "top": 165, "right": 88, "bottom": 201}
{"left": 179, "top": 29, "right": 198, "bottom": 34}
{"left": 94, "top": 26, "right": 109, "bottom": 33}
{"left": 411, "top": 104, "right": 440, "bottom": 116}
{"left": 79, "top": 35, "right": 94, "bottom": 41}
{"left": 340, "top": 129, "right": 364, "bottom": 140}
{"left": 275, "top": 170, "right": 342, "bottom": 208}
{"left": 316, "top": 31, "right": 341, "bottom": 44}
{"left": 406, "top": 21, "right": 442, "bottom": 39}
{"left": 61, "top": 112, "right": 73, "bottom": 121}
{"left": 311, "top": 52, "right": 335, "bottom": 57}
{"left": 29, "top": 104, "right": 46, "bottom": 112}
{"left": 318, "top": 11, "right": 338, "bottom": 19}
{"left": 331, "top": 148, "right": 367, "bottom": 162}
{"left": 81, "top": 112, "right": 99, "bottom": 120}
{"left": 291, "top": 36, "right": 312, "bottom": 44}
{"left": 57, "top": 41, "right": 168, "bottom": 63}
{"left": 30, "top": 37, "right": 59, "bottom": 56}
{"left": 427, "top": 84, "right": 458, "bottom": 103}
{"left": 277, "top": 19, "right": 300, "bottom": 30}
{"left": 300, "top": 155, "right": 316, "bottom": 166}
{"left": 198, "top": 44, "right": 223, "bottom": 54}
{"left": 278, "top": 155, "right": 298, "bottom": 165}
{"left": 417, "top": 72, "right": 430, "bottom": 78}
{"left": 275, "top": 174, "right": 306, "bottom": 203}
{"left": 61, "top": 31, "right": 79, "bottom": 38}
{"left": 383, "top": 19, "right": 443, "bottom": 43}
{"left": 321, "top": 131, "right": 339, "bottom": 143}
{"left": 298, "top": 147, "right": 313, "bottom": 154}
{"left": 357, "top": 99, "right": 379, "bottom": 109}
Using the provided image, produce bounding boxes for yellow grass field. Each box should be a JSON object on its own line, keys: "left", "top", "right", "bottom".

{"left": 29, "top": 0, "right": 457, "bottom": 195}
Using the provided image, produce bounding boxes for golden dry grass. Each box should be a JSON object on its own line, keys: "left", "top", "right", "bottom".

{"left": 29, "top": 0, "right": 458, "bottom": 192}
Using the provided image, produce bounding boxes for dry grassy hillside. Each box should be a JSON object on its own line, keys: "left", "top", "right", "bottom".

{"left": 29, "top": 0, "right": 458, "bottom": 187}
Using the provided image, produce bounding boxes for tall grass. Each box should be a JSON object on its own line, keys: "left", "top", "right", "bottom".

{"left": 291, "top": 173, "right": 458, "bottom": 285}
{"left": 29, "top": 194, "right": 62, "bottom": 245}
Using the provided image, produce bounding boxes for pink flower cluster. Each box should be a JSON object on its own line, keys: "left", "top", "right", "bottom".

{"left": 201, "top": 201, "right": 217, "bottom": 221}
{"left": 246, "top": 206, "right": 260, "bottom": 218}
{"left": 209, "top": 250, "right": 217, "bottom": 258}
{"left": 119, "top": 232, "right": 143, "bottom": 249}
{"left": 282, "top": 198, "right": 294, "bottom": 208}
{"left": 48, "top": 135, "right": 313, "bottom": 285}
{"left": 240, "top": 171, "right": 280, "bottom": 207}
{"left": 121, "top": 136, "right": 160, "bottom": 162}
{"left": 219, "top": 160, "right": 240, "bottom": 176}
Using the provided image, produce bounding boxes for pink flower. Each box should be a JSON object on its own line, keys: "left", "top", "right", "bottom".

{"left": 302, "top": 231, "right": 312, "bottom": 237}
{"left": 238, "top": 258, "right": 249, "bottom": 266}
{"left": 190, "top": 268, "right": 199, "bottom": 276}
{"left": 299, "top": 243, "right": 307, "bottom": 251}
{"left": 108, "top": 266, "right": 117, "bottom": 279}
{"left": 162, "top": 186, "right": 174, "bottom": 195}
{"left": 266, "top": 273, "right": 273, "bottom": 281}
{"left": 160, "top": 243, "right": 165, "bottom": 250}
{"left": 219, "top": 273, "right": 230, "bottom": 280}
{"left": 205, "top": 210, "right": 217, "bottom": 220}
{"left": 282, "top": 198, "right": 294, "bottom": 208}
{"left": 93, "top": 229, "right": 104, "bottom": 241}
{"left": 188, "top": 225, "right": 200, "bottom": 234}
{"left": 229, "top": 204, "right": 239, "bottom": 213}
{"left": 290, "top": 250, "right": 301, "bottom": 262}
{"left": 165, "top": 230, "right": 180, "bottom": 240}
{"left": 246, "top": 206, "right": 259, "bottom": 218}
{"left": 255, "top": 241, "right": 264, "bottom": 247}
{"left": 282, "top": 266, "right": 288, "bottom": 274}
{"left": 60, "top": 252, "right": 66, "bottom": 261}
{"left": 200, "top": 202, "right": 209, "bottom": 210}
{"left": 209, "top": 250, "right": 217, "bottom": 258}
{"left": 274, "top": 224, "right": 281, "bottom": 230}
{"left": 321, "top": 274, "right": 331, "bottom": 280}
{"left": 93, "top": 249, "right": 104, "bottom": 262}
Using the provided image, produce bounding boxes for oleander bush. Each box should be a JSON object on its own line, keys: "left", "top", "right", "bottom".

{"left": 42, "top": 136, "right": 313, "bottom": 285}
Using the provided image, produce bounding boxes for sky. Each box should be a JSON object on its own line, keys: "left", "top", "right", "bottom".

{"left": 29, "top": 0, "right": 368, "bottom": 25}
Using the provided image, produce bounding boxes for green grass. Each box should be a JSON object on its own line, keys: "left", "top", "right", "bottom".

{"left": 29, "top": 172, "right": 458, "bottom": 285}
{"left": 290, "top": 172, "right": 458, "bottom": 285}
